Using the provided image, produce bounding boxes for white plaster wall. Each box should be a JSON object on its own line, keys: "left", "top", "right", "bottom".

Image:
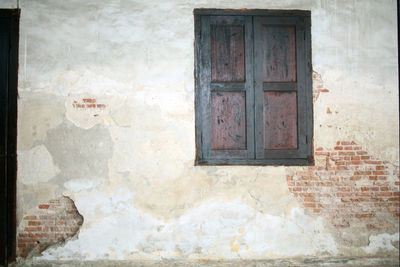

{"left": 1, "top": 0, "right": 398, "bottom": 260}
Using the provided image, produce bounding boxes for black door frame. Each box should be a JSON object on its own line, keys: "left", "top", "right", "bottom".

{"left": 0, "top": 9, "right": 19, "bottom": 265}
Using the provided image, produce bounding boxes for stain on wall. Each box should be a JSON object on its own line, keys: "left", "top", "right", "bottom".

{"left": 44, "top": 121, "right": 113, "bottom": 190}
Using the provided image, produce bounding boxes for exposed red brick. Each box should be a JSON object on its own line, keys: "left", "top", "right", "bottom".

{"left": 23, "top": 216, "right": 37, "bottom": 220}
{"left": 366, "top": 161, "right": 382, "bottom": 165}
{"left": 28, "top": 221, "right": 41, "bottom": 226}
{"left": 315, "top": 151, "right": 329, "bottom": 156}
{"left": 17, "top": 196, "right": 83, "bottom": 258}
{"left": 355, "top": 213, "right": 374, "bottom": 219}
{"left": 339, "top": 151, "right": 355, "bottom": 156}
{"left": 304, "top": 203, "right": 316, "bottom": 208}
{"left": 375, "top": 192, "right": 392, "bottom": 197}
{"left": 300, "top": 193, "right": 315, "bottom": 197}
{"left": 355, "top": 171, "right": 371, "bottom": 175}
{"left": 287, "top": 141, "right": 399, "bottom": 231}
{"left": 24, "top": 227, "right": 39, "bottom": 232}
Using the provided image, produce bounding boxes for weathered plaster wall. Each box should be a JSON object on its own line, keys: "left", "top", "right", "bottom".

{"left": 0, "top": 0, "right": 398, "bottom": 261}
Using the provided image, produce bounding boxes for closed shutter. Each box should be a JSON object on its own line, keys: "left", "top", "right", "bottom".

{"left": 196, "top": 15, "right": 254, "bottom": 164}
{"left": 195, "top": 10, "right": 312, "bottom": 165}
{"left": 254, "top": 16, "right": 312, "bottom": 162}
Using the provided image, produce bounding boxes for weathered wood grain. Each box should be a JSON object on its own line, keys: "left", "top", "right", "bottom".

{"left": 261, "top": 26, "right": 296, "bottom": 82}
{"left": 211, "top": 92, "right": 246, "bottom": 150}
{"left": 211, "top": 25, "right": 245, "bottom": 82}
{"left": 264, "top": 91, "right": 297, "bottom": 149}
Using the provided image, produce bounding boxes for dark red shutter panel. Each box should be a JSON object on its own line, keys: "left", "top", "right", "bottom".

{"left": 262, "top": 26, "right": 296, "bottom": 82}
{"left": 211, "top": 91, "right": 246, "bottom": 150}
{"left": 211, "top": 25, "right": 245, "bottom": 82}
{"left": 264, "top": 91, "right": 297, "bottom": 149}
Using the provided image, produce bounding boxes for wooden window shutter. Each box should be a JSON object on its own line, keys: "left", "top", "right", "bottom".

{"left": 195, "top": 10, "right": 312, "bottom": 165}
{"left": 254, "top": 15, "right": 312, "bottom": 163}
{"left": 195, "top": 15, "right": 255, "bottom": 164}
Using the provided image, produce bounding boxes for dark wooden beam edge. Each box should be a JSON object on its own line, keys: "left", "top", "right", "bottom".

{"left": 193, "top": 9, "right": 311, "bottom": 17}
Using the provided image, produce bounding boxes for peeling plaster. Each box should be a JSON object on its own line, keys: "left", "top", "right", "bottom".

{"left": 313, "top": 69, "right": 399, "bottom": 164}
{"left": 18, "top": 145, "right": 60, "bottom": 185}
{"left": 17, "top": 93, "right": 65, "bottom": 150}
{"left": 39, "top": 198, "right": 337, "bottom": 260}
{"left": 17, "top": 196, "right": 84, "bottom": 258}
{"left": 363, "top": 233, "right": 399, "bottom": 254}
{"left": 44, "top": 121, "right": 113, "bottom": 186}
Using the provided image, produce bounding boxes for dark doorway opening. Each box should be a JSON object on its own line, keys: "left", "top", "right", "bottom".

{"left": 0, "top": 9, "right": 19, "bottom": 266}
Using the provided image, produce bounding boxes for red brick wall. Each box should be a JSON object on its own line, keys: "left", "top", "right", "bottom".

{"left": 287, "top": 141, "right": 399, "bottom": 230}
{"left": 17, "top": 196, "right": 83, "bottom": 258}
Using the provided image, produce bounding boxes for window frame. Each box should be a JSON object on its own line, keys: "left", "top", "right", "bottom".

{"left": 194, "top": 9, "right": 313, "bottom": 166}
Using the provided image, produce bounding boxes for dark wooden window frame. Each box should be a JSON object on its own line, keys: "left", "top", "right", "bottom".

{"left": 0, "top": 9, "right": 19, "bottom": 265}
{"left": 194, "top": 9, "right": 313, "bottom": 166}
